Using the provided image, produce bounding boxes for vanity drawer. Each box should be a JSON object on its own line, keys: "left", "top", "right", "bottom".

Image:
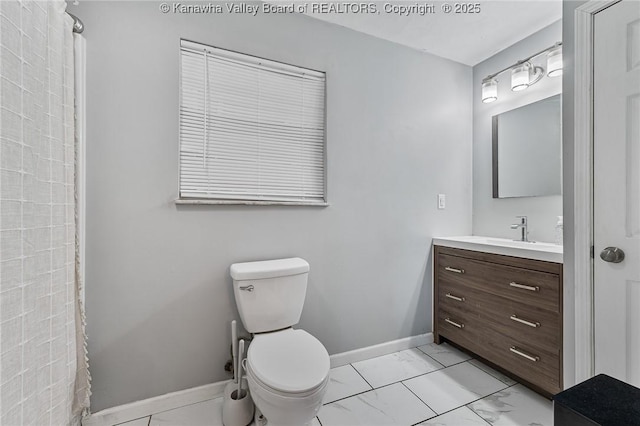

{"left": 480, "top": 330, "right": 561, "bottom": 395}
{"left": 437, "top": 281, "right": 476, "bottom": 313}
{"left": 437, "top": 253, "right": 560, "bottom": 313}
{"left": 439, "top": 309, "right": 561, "bottom": 395}
{"left": 437, "top": 306, "right": 483, "bottom": 350}
{"left": 475, "top": 291, "right": 560, "bottom": 353}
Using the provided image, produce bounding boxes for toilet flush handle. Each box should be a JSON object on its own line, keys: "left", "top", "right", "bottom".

{"left": 239, "top": 285, "right": 254, "bottom": 292}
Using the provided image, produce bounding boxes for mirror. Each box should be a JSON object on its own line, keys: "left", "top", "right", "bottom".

{"left": 492, "top": 95, "right": 562, "bottom": 198}
{"left": 492, "top": 94, "right": 562, "bottom": 198}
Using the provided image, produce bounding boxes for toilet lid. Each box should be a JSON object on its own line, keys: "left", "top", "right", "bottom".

{"left": 248, "top": 329, "right": 330, "bottom": 394}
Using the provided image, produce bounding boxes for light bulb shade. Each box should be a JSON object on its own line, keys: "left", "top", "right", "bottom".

{"left": 482, "top": 79, "right": 498, "bottom": 103}
{"left": 547, "top": 46, "right": 563, "bottom": 77}
{"left": 511, "top": 63, "right": 531, "bottom": 91}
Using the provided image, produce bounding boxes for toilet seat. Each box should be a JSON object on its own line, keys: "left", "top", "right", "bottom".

{"left": 246, "top": 364, "right": 329, "bottom": 399}
{"left": 247, "top": 329, "right": 330, "bottom": 394}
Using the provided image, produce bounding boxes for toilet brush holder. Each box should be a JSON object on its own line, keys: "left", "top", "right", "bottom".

{"left": 222, "top": 379, "right": 254, "bottom": 426}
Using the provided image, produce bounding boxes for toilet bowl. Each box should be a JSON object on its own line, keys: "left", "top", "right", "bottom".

{"left": 246, "top": 329, "right": 329, "bottom": 426}
{"left": 230, "top": 258, "right": 330, "bottom": 426}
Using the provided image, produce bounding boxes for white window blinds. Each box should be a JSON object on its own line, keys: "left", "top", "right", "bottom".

{"left": 179, "top": 40, "right": 326, "bottom": 204}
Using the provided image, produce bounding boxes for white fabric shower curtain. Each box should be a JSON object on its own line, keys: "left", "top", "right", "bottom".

{"left": 0, "top": 1, "right": 90, "bottom": 424}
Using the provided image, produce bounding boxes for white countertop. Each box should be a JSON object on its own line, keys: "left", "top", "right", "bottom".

{"left": 432, "top": 235, "right": 563, "bottom": 264}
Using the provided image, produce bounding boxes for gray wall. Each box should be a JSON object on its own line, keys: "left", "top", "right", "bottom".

{"left": 472, "top": 21, "right": 562, "bottom": 243}
{"left": 69, "top": 1, "right": 472, "bottom": 411}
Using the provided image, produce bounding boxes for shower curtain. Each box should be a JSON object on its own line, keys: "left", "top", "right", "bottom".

{"left": 0, "top": 1, "right": 90, "bottom": 424}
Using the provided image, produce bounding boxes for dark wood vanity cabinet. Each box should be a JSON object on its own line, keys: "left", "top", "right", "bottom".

{"left": 434, "top": 245, "right": 563, "bottom": 396}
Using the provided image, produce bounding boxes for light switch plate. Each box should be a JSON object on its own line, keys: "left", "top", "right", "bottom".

{"left": 438, "top": 194, "right": 446, "bottom": 209}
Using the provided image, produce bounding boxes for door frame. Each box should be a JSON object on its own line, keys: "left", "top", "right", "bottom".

{"left": 573, "top": 0, "right": 621, "bottom": 384}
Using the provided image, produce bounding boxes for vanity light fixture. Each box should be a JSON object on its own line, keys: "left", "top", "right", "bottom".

{"left": 511, "top": 62, "right": 544, "bottom": 92}
{"left": 481, "top": 78, "right": 498, "bottom": 103}
{"left": 547, "top": 44, "right": 563, "bottom": 77}
{"left": 511, "top": 62, "right": 531, "bottom": 91}
{"left": 481, "top": 41, "right": 562, "bottom": 103}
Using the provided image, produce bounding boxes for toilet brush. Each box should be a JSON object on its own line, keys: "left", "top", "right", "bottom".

{"left": 222, "top": 337, "right": 254, "bottom": 426}
{"left": 237, "top": 339, "right": 245, "bottom": 398}
{"left": 231, "top": 320, "right": 238, "bottom": 383}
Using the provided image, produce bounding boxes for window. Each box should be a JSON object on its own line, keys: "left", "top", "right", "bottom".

{"left": 179, "top": 40, "right": 326, "bottom": 204}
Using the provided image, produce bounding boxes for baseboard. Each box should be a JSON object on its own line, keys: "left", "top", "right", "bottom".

{"left": 81, "top": 380, "right": 229, "bottom": 426}
{"left": 82, "top": 332, "right": 433, "bottom": 426}
{"left": 329, "top": 332, "right": 434, "bottom": 368}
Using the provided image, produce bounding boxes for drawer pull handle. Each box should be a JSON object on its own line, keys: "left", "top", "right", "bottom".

{"left": 509, "top": 346, "right": 540, "bottom": 362}
{"left": 445, "top": 293, "right": 465, "bottom": 302}
{"left": 510, "top": 315, "right": 540, "bottom": 328}
{"left": 509, "top": 282, "right": 540, "bottom": 292}
{"left": 445, "top": 318, "right": 465, "bottom": 329}
{"left": 445, "top": 267, "right": 465, "bottom": 274}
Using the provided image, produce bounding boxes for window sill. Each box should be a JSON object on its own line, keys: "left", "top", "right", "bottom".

{"left": 175, "top": 199, "right": 329, "bottom": 207}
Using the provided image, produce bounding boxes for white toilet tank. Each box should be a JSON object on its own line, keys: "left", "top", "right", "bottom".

{"left": 230, "top": 258, "right": 310, "bottom": 333}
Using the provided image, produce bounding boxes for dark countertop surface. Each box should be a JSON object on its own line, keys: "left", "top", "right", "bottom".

{"left": 554, "top": 374, "right": 640, "bottom": 425}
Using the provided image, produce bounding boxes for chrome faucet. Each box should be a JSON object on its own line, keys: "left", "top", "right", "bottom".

{"left": 511, "top": 216, "right": 530, "bottom": 242}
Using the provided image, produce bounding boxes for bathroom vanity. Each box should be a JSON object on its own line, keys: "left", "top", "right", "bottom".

{"left": 432, "top": 236, "right": 563, "bottom": 396}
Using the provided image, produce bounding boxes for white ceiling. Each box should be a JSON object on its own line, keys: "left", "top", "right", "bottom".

{"left": 297, "top": 0, "right": 562, "bottom": 66}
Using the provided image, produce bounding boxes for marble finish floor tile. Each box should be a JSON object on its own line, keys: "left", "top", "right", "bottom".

{"left": 419, "top": 406, "right": 489, "bottom": 426}
{"left": 468, "top": 383, "right": 552, "bottom": 426}
{"left": 468, "top": 359, "right": 518, "bottom": 386}
{"left": 115, "top": 417, "right": 150, "bottom": 426}
{"left": 318, "top": 382, "right": 436, "bottom": 426}
{"left": 403, "top": 362, "right": 508, "bottom": 414}
{"left": 111, "top": 348, "right": 552, "bottom": 426}
{"left": 149, "top": 398, "right": 223, "bottom": 426}
{"left": 418, "top": 343, "right": 472, "bottom": 367}
{"left": 352, "top": 348, "right": 444, "bottom": 388}
{"left": 323, "top": 364, "right": 372, "bottom": 404}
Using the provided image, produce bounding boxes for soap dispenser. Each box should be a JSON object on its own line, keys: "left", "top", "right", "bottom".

{"left": 555, "top": 216, "right": 563, "bottom": 245}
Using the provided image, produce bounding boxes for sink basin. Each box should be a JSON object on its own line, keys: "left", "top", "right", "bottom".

{"left": 485, "top": 238, "right": 558, "bottom": 249}
{"left": 432, "top": 235, "right": 562, "bottom": 263}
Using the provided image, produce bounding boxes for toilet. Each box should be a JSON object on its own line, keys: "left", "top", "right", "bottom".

{"left": 230, "top": 257, "right": 330, "bottom": 426}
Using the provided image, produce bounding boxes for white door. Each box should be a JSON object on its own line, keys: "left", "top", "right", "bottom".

{"left": 594, "top": 0, "right": 640, "bottom": 386}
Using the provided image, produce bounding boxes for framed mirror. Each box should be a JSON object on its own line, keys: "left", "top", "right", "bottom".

{"left": 492, "top": 94, "right": 562, "bottom": 198}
